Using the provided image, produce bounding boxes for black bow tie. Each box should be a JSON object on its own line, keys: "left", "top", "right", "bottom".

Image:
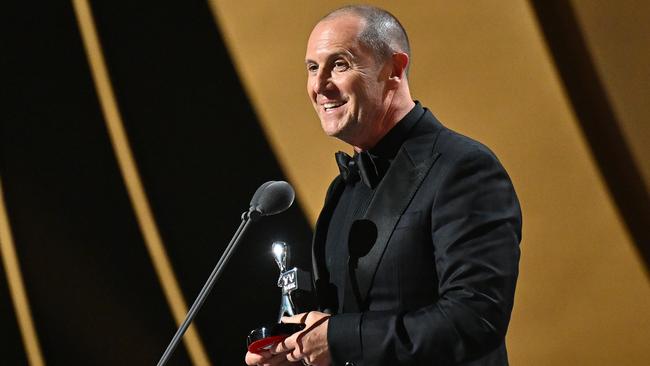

{"left": 335, "top": 151, "right": 389, "bottom": 189}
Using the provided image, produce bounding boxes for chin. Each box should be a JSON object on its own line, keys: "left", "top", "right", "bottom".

{"left": 320, "top": 119, "right": 343, "bottom": 137}
{"left": 323, "top": 127, "right": 343, "bottom": 138}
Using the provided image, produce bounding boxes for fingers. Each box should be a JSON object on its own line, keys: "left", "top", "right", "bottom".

{"left": 264, "top": 312, "right": 332, "bottom": 366}
{"left": 245, "top": 349, "right": 295, "bottom": 366}
{"left": 281, "top": 312, "right": 310, "bottom": 325}
{"left": 300, "top": 314, "right": 330, "bottom": 334}
{"left": 283, "top": 333, "right": 306, "bottom": 364}
{"left": 272, "top": 335, "right": 297, "bottom": 355}
{"left": 273, "top": 332, "right": 309, "bottom": 363}
{"left": 263, "top": 353, "right": 294, "bottom": 366}
{"left": 245, "top": 350, "right": 271, "bottom": 365}
{"left": 285, "top": 346, "right": 309, "bottom": 364}
{"left": 275, "top": 317, "right": 329, "bottom": 365}
{"left": 282, "top": 311, "right": 330, "bottom": 329}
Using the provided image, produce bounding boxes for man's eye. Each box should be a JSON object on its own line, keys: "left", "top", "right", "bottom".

{"left": 307, "top": 64, "right": 318, "bottom": 73}
{"left": 334, "top": 61, "right": 349, "bottom": 71}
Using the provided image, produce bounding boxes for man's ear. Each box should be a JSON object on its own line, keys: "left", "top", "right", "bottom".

{"left": 389, "top": 52, "right": 409, "bottom": 82}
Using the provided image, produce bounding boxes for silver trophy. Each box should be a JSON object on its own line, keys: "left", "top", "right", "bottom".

{"left": 273, "top": 241, "right": 296, "bottom": 319}
{"left": 247, "top": 241, "right": 312, "bottom": 353}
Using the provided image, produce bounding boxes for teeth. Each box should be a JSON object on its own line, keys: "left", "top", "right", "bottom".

{"left": 324, "top": 101, "right": 345, "bottom": 110}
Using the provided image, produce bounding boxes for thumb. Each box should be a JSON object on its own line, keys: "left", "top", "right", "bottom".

{"left": 281, "top": 312, "right": 309, "bottom": 324}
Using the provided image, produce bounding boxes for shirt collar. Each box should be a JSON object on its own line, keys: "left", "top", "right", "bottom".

{"left": 368, "top": 101, "right": 424, "bottom": 159}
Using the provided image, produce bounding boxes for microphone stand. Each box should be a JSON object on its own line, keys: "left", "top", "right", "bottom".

{"left": 157, "top": 210, "right": 257, "bottom": 366}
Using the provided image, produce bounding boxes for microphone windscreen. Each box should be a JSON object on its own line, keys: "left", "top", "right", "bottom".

{"left": 249, "top": 181, "right": 274, "bottom": 207}
{"left": 250, "top": 181, "right": 295, "bottom": 217}
{"left": 348, "top": 219, "right": 377, "bottom": 258}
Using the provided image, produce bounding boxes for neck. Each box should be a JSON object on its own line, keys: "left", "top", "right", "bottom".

{"left": 352, "top": 92, "right": 415, "bottom": 152}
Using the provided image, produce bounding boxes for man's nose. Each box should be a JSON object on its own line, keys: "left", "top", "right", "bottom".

{"left": 314, "top": 69, "right": 332, "bottom": 94}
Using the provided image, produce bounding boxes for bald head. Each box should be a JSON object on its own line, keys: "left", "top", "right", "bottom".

{"left": 321, "top": 5, "right": 411, "bottom": 73}
{"left": 305, "top": 7, "right": 415, "bottom": 150}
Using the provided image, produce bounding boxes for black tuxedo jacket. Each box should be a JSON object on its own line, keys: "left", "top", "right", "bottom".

{"left": 312, "top": 108, "right": 522, "bottom": 366}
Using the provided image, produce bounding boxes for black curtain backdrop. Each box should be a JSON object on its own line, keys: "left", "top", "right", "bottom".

{"left": 1, "top": 1, "right": 313, "bottom": 365}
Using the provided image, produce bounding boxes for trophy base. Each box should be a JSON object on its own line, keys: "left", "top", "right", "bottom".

{"left": 247, "top": 323, "right": 305, "bottom": 353}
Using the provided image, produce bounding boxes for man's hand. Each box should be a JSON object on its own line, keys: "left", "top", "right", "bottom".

{"left": 273, "top": 311, "right": 331, "bottom": 366}
{"left": 244, "top": 349, "right": 298, "bottom": 366}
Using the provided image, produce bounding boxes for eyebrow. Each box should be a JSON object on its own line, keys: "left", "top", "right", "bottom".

{"left": 305, "top": 50, "right": 355, "bottom": 65}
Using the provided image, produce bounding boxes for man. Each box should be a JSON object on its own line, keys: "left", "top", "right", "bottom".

{"left": 246, "top": 5, "right": 521, "bottom": 366}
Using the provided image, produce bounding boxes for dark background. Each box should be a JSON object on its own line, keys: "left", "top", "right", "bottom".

{"left": 1, "top": 1, "right": 312, "bottom": 364}
{"left": 2, "top": 0, "right": 649, "bottom": 365}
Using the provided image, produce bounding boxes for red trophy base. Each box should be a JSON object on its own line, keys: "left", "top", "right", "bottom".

{"left": 247, "top": 323, "right": 305, "bottom": 353}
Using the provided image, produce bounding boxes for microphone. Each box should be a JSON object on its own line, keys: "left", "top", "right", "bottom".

{"left": 249, "top": 180, "right": 295, "bottom": 220}
{"left": 157, "top": 181, "right": 295, "bottom": 366}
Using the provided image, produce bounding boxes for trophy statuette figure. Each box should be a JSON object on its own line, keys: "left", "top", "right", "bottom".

{"left": 247, "top": 242, "right": 312, "bottom": 353}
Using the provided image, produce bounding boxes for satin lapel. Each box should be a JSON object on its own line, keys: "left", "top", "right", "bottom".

{"left": 312, "top": 176, "right": 344, "bottom": 287}
{"left": 355, "top": 131, "right": 442, "bottom": 308}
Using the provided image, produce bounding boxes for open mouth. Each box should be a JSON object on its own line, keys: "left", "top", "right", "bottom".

{"left": 323, "top": 100, "right": 348, "bottom": 111}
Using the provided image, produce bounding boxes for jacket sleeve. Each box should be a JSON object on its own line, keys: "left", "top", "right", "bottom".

{"left": 327, "top": 147, "right": 522, "bottom": 365}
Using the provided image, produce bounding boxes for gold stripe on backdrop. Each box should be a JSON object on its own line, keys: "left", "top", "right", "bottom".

{"left": 0, "top": 179, "right": 45, "bottom": 366}
{"left": 71, "top": 1, "right": 211, "bottom": 365}
{"left": 209, "top": 1, "right": 650, "bottom": 364}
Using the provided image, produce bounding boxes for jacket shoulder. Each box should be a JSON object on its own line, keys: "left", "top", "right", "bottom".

{"left": 413, "top": 110, "right": 504, "bottom": 165}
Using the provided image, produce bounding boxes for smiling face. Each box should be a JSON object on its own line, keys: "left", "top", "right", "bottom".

{"left": 305, "top": 15, "right": 391, "bottom": 147}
